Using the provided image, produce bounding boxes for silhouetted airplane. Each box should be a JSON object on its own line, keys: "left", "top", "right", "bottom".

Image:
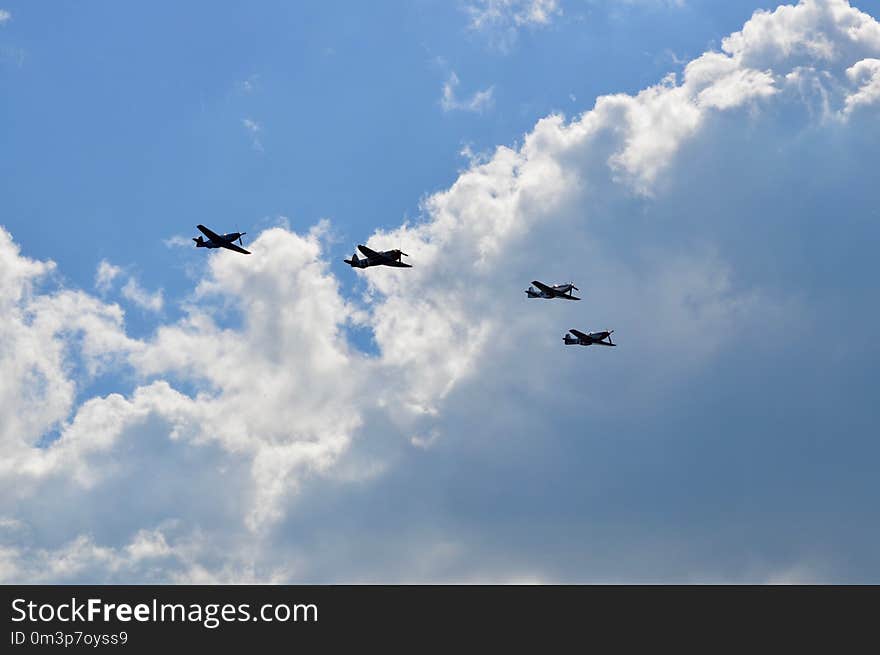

{"left": 564, "top": 329, "right": 615, "bottom": 347}
{"left": 345, "top": 244, "right": 411, "bottom": 268}
{"left": 526, "top": 280, "right": 580, "bottom": 300}
{"left": 193, "top": 224, "right": 250, "bottom": 255}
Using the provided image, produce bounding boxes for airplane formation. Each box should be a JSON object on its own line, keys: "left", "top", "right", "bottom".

{"left": 192, "top": 224, "right": 615, "bottom": 350}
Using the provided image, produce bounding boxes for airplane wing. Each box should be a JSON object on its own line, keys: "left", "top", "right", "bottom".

{"left": 531, "top": 280, "right": 556, "bottom": 295}
{"left": 357, "top": 244, "right": 381, "bottom": 258}
{"left": 220, "top": 241, "right": 251, "bottom": 255}
{"left": 196, "top": 224, "right": 223, "bottom": 242}
{"left": 569, "top": 329, "right": 590, "bottom": 341}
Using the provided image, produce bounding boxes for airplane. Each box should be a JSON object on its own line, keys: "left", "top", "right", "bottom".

{"left": 344, "top": 244, "right": 411, "bottom": 269}
{"left": 526, "top": 280, "right": 580, "bottom": 301}
{"left": 192, "top": 224, "right": 250, "bottom": 255}
{"left": 564, "top": 329, "right": 616, "bottom": 347}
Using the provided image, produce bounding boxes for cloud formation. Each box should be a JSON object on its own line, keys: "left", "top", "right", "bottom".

{"left": 121, "top": 278, "right": 164, "bottom": 313}
{"left": 440, "top": 72, "right": 495, "bottom": 113}
{"left": 2, "top": 0, "right": 880, "bottom": 582}
{"left": 94, "top": 259, "right": 164, "bottom": 312}
{"left": 94, "top": 260, "right": 121, "bottom": 294}
{"left": 466, "top": 0, "right": 561, "bottom": 30}
{"left": 465, "top": 0, "right": 560, "bottom": 51}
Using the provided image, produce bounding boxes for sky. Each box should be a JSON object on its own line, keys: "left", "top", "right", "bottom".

{"left": 1, "top": 0, "right": 879, "bottom": 582}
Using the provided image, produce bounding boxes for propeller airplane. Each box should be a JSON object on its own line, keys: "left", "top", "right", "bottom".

{"left": 526, "top": 280, "right": 580, "bottom": 301}
{"left": 563, "top": 329, "right": 616, "bottom": 347}
{"left": 193, "top": 224, "right": 250, "bottom": 255}
{"left": 345, "top": 244, "right": 411, "bottom": 269}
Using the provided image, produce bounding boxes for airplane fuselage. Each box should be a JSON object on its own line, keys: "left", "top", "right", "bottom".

{"left": 526, "top": 282, "right": 579, "bottom": 300}
{"left": 564, "top": 330, "right": 615, "bottom": 346}
{"left": 345, "top": 248, "right": 411, "bottom": 268}
{"left": 194, "top": 233, "right": 244, "bottom": 248}
{"left": 345, "top": 255, "right": 385, "bottom": 268}
{"left": 356, "top": 257, "right": 408, "bottom": 268}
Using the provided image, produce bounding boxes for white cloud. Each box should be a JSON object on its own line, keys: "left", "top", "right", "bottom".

{"left": 94, "top": 259, "right": 164, "bottom": 312}
{"left": 466, "top": 0, "right": 560, "bottom": 29}
{"left": 466, "top": 0, "right": 560, "bottom": 51}
{"left": 121, "top": 277, "right": 164, "bottom": 313}
{"left": 1, "top": 0, "right": 879, "bottom": 583}
{"left": 241, "top": 118, "right": 263, "bottom": 151}
{"left": 722, "top": 0, "right": 880, "bottom": 70}
{"left": 441, "top": 72, "right": 495, "bottom": 113}
{"left": 0, "top": 10, "right": 11, "bottom": 25}
{"left": 843, "top": 57, "right": 880, "bottom": 113}
{"left": 94, "top": 259, "right": 121, "bottom": 293}
{"left": 465, "top": 0, "right": 685, "bottom": 51}
{"left": 163, "top": 234, "right": 193, "bottom": 248}
{"left": 0, "top": 233, "right": 135, "bottom": 482}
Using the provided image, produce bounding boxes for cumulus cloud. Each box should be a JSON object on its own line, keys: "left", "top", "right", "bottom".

{"left": 0, "top": 10, "right": 10, "bottom": 25}
{"left": 843, "top": 57, "right": 880, "bottom": 113}
{"left": 0, "top": 232, "right": 135, "bottom": 482}
{"left": 440, "top": 72, "right": 495, "bottom": 113}
{"left": 2, "top": 0, "right": 880, "bottom": 582}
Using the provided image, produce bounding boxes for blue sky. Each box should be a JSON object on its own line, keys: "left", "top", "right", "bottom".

{"left": 1, "top": 1, "right": 879, "bottom": 582}
{"left": 3, "top": 0, "right": 763, "bottom": 296}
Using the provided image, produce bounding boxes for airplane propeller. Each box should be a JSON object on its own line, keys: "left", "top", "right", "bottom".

{"left": 232, "top": 222, "right": 246, "bottom": 247}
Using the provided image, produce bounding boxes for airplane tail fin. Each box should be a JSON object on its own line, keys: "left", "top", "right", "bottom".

{"left": 193, "top": 236, "right": 203, "bottom": 247}
{"left": 344, "top": 251, "right": 360, "bottom": 267}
